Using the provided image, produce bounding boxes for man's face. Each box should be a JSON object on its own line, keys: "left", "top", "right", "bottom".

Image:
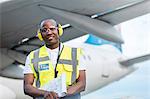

{"left": 40, "top": 21, "right": 59, "bottom": 46}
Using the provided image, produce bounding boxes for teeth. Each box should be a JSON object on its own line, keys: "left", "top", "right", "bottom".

{"left": 48, "top": 36, "right": 54, "bottom": 40}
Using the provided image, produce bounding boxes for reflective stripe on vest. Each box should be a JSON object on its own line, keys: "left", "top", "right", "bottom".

{"left": 31, "top": 50, "right": 49, "bottom": 88}
{"left": 31, "top": 47, "right": 78, "bottom": 88}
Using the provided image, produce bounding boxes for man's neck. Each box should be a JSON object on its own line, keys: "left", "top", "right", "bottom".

{"left": 46, "top": 42, "right": 60, "bottom": 50}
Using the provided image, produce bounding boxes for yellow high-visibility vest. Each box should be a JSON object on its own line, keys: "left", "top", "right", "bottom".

{"left": 29, "top": 44, "right": 82, "bottom": 88}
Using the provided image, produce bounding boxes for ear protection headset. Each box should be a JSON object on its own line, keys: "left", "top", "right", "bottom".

{"left": 37, "top": 24, "right": 63, "bottom": 41}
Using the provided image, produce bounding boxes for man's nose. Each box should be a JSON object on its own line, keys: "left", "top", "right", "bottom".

{"left": 46, "top": 29, "right": 53, "bottom": 34}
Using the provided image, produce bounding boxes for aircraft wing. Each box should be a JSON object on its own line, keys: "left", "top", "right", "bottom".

{"left": 1, "top": 0, "right": 150, "bottom": 48}
{"left": 119, "top": 53, "right": 150, "bottom": 66}
{"left": 0, "top": 0, "right": 150, "bottom": 78}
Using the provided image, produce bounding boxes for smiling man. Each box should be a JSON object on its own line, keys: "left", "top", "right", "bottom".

{"left": 23, "top": 19, "right": 86, "bottom": 99}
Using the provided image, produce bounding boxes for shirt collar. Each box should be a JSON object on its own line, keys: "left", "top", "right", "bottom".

{"left": 45, "top": 43, "right": 63, "bottom": 52}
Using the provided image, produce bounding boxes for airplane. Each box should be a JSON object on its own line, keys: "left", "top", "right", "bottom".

{"left": 0, "top": 0, "right": 150, "bottom": 99}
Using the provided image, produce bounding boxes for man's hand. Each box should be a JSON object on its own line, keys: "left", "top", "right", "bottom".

{"left": 44, "top": 91, "right": 59, "bottom": 99}
{"left": 66, "top": 70, "right": 86, "bottom": 96}
{"left": 66, "top": 86, "right": 76, "bottom": 96}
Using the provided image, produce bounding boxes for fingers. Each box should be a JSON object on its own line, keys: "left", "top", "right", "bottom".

{"left": 44, "top": 91, "right": 59, "bottom": 99}
{"left": 51, "top": 91, "right": 59, "bottom": 99}
{"left": 44, "top": 91, "right": 53, "bottom": 99}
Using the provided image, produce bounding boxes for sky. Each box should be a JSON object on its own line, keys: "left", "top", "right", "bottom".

{"left": 65, "top": 13, "right": 150, "bottom": 99}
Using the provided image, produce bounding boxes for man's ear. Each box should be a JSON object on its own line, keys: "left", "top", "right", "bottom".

{"left": 58, "top": 24, "right": 63, "bottom": 36}
{"left": 37, "top": 29, "right": 43, "bottom": 41}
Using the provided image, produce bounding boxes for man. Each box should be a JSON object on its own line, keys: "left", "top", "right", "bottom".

{"left": 23, "top": 19, "right": 86, "bottom": 99}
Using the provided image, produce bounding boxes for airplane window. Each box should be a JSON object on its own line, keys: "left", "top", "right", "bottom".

{"left": 83, "top": 55, "right": 86, "bottom": 60}
{"left": 87, "top": 55, "right": 91, "bottom": 60}
{"left": 82, "top": 54, "right": 91, "bottom": 61}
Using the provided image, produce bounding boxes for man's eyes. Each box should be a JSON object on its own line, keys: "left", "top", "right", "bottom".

{"left": 40, "top": 28, "right": 56, "bottom": 32}
{"left": 40, "top": 28, "right": 47, "bottom": 32}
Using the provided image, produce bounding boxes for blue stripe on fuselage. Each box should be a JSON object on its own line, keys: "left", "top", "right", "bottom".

{"left": 84, "top": 34, "right": 122, "bottom": 52}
